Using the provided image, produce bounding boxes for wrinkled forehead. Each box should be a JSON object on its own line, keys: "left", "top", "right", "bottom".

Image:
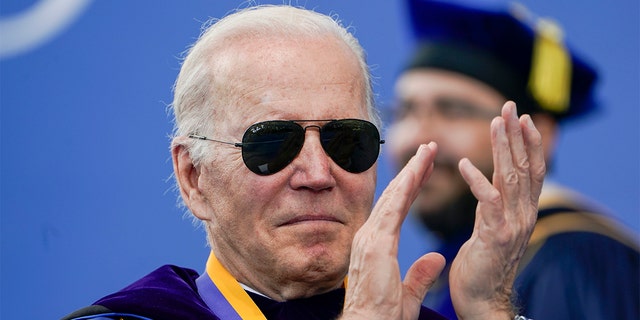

{"left": 208, "top": 35, "right": 369, "bottom": 130}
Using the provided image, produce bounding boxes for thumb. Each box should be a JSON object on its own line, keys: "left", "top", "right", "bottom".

{"left": 403, "top": 252, "right": 446, "bottom": 303}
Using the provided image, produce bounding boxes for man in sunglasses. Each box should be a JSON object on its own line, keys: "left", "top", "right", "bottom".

{"left": 64, "top": 4, "right": 543, "bottom": 320}
{"left": 387, "top": 1, "right": 639, "bottom": 319}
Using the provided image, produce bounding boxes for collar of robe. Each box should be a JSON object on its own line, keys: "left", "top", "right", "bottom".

{"left": 196, "top": 252, "right": 347, "bottom": 320}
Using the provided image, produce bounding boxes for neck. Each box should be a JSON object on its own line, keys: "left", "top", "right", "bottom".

{"left": 211, "top": 250, "right": 346, "bottom": 301}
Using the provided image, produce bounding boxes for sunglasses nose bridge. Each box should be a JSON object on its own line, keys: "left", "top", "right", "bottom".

{"left": 299, "top": 124, "right": 324, "bottom": 150}
{"left": 291, "top": 124, "right": 333, "bottom": 168}
{"left": 301, "top": 124, "right": 322, "bottom": 133}
{"left": 300, "top": 124, "right": 324, "bottom": 148}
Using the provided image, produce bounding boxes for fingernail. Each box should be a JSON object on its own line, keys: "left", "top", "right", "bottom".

{"left": 416, "top": 142, "right": 434, "bottom": 158}
{"left": 525, "top": 114, "right": 536, "bottom": 129}
{"left": 510, "top": 103, "right": 518, "bottom": 120}
{"left": 416, "top": 144, "right": 427, "bottom": 157}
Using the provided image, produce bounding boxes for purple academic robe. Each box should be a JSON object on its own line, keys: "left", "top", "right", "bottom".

{"left": 63, "top": 265, "right": 447, "bottom": 320}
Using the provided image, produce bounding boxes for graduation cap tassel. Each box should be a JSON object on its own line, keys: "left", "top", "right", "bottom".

{"left": 528, "top": 18, "right": 572, "bottom": 113}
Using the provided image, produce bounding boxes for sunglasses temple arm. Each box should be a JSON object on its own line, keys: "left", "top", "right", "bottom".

{"left": 188, "top": 134, "right": 208, "bottom": 140}
{"left": 188, "top": 134, "right": 241, "bottom": 148}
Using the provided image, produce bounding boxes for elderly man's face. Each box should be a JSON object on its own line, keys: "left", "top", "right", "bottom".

{"left": 386, "top": 69, "right": 504, "bottom": 231}
{"left": 193, "top": 35, "right": 376, "bottom": 299}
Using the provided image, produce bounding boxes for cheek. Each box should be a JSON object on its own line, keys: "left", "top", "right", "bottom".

{"left": 344, "top": 170, "right": 377, "bottom": 221}
{"left": 198, "top": 156, "right": 265, "bottom": 221}
{"left": 199, "top": 168, "right": 283, "bottom": 257}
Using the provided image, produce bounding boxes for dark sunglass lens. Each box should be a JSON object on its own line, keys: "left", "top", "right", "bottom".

{"left": 321, "top": 119, "right": 381, "bottom": 173}
{"left": 241, "top": 121, "right": 304, "bottom": 175}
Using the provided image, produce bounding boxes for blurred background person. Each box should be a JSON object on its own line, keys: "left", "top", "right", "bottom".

{"left": 386, "top": 0, "right": 640, "bottom": 319}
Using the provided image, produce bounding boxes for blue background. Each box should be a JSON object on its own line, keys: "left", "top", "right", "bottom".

{"left": 1, "top": 1, "right": 637, "bottom": 318}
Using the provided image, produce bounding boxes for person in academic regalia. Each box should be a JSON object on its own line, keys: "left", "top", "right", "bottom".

{"left": 63, "top": 4, "right": 545, "bottom": 320}
{"left": 387, "top": 1, "right": 640, "bottom": 319}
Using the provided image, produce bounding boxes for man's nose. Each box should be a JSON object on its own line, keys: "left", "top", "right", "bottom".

{"left": 288, "top": 128, "right": 336, "bottom": 191}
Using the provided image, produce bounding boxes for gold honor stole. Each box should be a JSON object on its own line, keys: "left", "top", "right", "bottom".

{"left": 196, "top": 252, "right": 349, "bottom": 319}
{"left": 196, "top": 252, "right": 267, "bottom": 319}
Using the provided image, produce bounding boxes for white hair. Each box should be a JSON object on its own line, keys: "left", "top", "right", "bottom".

{"left": 170, "top": 4, "right": 379, "bottom": 166}
{"left": 169, "top": 5, "right": 380, "bottom": 234}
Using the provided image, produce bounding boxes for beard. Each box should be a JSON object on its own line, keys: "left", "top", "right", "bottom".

{"left": 415, "top": 187, "right": 478, "bottom": 242}
{"left": 395, "top": 146, "right": 486, "bottom": 242}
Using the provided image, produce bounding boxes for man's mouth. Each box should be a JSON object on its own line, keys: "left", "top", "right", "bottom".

{"left": 280, "top": 215, "right": 342, "bottom": 226}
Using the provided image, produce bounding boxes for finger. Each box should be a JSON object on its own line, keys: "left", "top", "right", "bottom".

{"left": 503, "top": 102, "right": 534, "bottom": 213}
{"left": 490, "top": 112, "right": 517, "bottom": 212}
{"left": 499, "top": 102, "right": 531, "bottom": 211}
{"left": 520, "top": 114, "right": 546, "bottom": 205}
{"left": 403, "top": 252, "right": 446, "bottom": 304}
{"left": 458, "top": 157, "right": 503, "bottom": 227}
{"left": 366, "top": 142, "right": 437, "bottom": 235}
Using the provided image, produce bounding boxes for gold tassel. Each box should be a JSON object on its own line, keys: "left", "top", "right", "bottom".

{"left": 528, "top": 18, "right": 572, "bottom": 113}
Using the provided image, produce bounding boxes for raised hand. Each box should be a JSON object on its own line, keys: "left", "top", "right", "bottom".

{"left": 449, "top": 101, "right": 545, "bottom": 319}
{"left": 342, "top": 142, "right": 446, "bottom": 320}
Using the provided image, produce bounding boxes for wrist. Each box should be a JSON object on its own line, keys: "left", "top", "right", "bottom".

{"left": 454, "top": 296, "right": 514, "bottom": 320}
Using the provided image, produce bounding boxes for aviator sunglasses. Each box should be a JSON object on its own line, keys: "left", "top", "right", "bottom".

{"left": 189, "top": 119, "right": 384, "bottom": 175}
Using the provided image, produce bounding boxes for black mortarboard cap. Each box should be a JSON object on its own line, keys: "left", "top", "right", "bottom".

{"left": 405, "top": 0, "right": 599, "bottom": 121}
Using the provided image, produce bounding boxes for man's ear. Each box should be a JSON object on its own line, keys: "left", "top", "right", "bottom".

{"left": 171, "top": 139, "right": 211, "bottom": 221}
{"left": 530, "top": 113, "right": 559, "bottom": 163}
